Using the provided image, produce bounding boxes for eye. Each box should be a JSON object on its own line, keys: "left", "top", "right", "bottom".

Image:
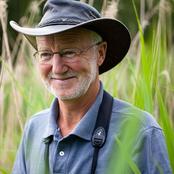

{"left": 39, "top": 51, "right": 52, "bottom": 60}
{"left": 60, "top": 49, "right": 80, "bottom": 58}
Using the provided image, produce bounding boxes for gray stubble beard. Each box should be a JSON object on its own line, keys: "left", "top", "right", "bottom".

{"left": 42, "top": 59, "right": 98, "bottom": 101}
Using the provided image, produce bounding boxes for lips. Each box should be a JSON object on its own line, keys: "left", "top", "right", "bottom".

{"left": 49, "top": 76, "right": 77, "bottom": 86}
{"left": 51, "top": 76, "right": 76, "bottom": 80}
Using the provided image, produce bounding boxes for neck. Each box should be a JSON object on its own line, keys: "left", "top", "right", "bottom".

{"left": 58, "top": 80, "right": 100, "bottom": 136}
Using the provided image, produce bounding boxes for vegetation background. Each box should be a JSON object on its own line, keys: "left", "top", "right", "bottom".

{"left": 0, "top": 0, "right": 174, "bottom": 173}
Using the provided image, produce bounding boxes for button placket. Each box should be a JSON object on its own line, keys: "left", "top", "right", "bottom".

{"left": 53, "top": 140, "right": 70, "bottom": 173}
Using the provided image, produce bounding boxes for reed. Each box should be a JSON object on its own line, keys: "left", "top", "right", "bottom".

{"left": 101, "top": 0, "right": 174, "bottom": 173}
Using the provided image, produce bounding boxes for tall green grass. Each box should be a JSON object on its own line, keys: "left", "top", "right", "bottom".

{"left": 102, "top": 0, "right": 174, "bottom": 173}
{"left": 0, "top": 0, "right": 174, "bottom": 173}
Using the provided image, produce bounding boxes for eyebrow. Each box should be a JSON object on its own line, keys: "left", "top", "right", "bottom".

{"left": 37, "top": 47, "right": 51, "bottom": 51}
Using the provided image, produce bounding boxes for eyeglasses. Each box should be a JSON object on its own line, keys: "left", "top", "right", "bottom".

{"left": 33, "top": 41, "right": 102, "bottom": 64}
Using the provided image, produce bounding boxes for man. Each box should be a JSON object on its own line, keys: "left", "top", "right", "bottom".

{"left": 10, "top": 0, "right": 172, "bottom": 174}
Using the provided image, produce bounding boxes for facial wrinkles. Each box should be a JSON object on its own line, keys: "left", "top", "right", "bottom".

{"left": 37, "top": 28, "right": 99, "bottom": 52}
{"left": 43, "top": 54, "right": 98, "bottom": 100}
{"left": 38, "top": 28, "right": 100, "bottom": 100}
{"left": 54, "top": 29, "right": 91, "bottom": 46}
{"left": 37, "top": 36, "right": 54, "bottom": 51}
{"left": 48, "top": 70, "right": 78, "bottom": 80}
{"left": 75, "top": 57, "right": 98, "bottom": 98}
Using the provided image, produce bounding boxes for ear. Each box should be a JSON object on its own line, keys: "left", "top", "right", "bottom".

{"left": 97, "top": 42, "right": 107, "bottom": 66}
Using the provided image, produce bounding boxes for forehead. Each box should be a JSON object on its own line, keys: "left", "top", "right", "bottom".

{"left": 36, "top": 28, "right": 94, "bottom": 46}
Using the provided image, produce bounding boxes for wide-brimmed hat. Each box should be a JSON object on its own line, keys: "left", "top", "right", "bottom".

{"left": 10, "top": 0, "right": 131, "bottom": 74}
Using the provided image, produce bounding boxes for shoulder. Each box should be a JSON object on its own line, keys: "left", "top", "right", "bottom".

{"left": 23, "top": 109, "right": 50, "bottom": 137}
{"left": 107, "top": 98, "right": 172, "bottom": 173}
{"left": 28, "top": 109, "right": 50, "bottom": 126}
{"left": 109, "top": 98, "right": 166, "bottom": 153}
{"left": 110, "top": 98, "right": 161, "bottom": 132}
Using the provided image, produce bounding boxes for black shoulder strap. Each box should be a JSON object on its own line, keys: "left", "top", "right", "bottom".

{"left": 91, "top": 90, "right": 113, "bottom": 174}
{"left": 43, "top": 91, "right": 113, "bottom": 174}
{"left": 42, "top": 136, "right": 53, "bottom": 174}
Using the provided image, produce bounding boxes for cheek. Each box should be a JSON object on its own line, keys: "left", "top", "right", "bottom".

{"left": 72, "top": 56, "right": 96, "bottom": 72}
{"left": 70, "top": 61, "right": 84, "bottom": 70}
{"left": 38, "top": 64, "right": 52, "bottom": 78}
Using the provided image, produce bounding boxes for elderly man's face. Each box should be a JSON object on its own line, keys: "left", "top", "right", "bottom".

{"left": 36, "top": 28, "right": 106, "bottom": 100}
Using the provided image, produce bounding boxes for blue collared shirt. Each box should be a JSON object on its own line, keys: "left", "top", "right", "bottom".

{"left": 12, "top": 84, "right": 172, "bottom": 174}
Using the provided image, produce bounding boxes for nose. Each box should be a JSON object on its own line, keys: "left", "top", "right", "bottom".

{"left": 52, "top": 54, "right": 68, "bottom": 74}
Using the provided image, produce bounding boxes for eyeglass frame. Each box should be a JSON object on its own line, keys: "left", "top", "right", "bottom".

{"left": 33, "top": 41, "right": 103, "bottom": 64}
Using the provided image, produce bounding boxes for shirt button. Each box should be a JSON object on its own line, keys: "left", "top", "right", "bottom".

{"left": 59, "top": 151, "right": 65, "bottom": 156}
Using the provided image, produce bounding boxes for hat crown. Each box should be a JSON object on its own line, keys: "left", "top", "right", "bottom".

{"left": 10, "top": 0, "right": 131, "bottom": 74}
{"left": 38, "top": 0, "right": 101, "bottom": 27}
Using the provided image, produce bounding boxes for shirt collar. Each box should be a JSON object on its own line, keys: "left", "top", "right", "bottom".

{"left": 43, "top": 98, "right": 59, "bottom": 139}
{"left": 43, "top": 82, "right": 104, "bottom": 141}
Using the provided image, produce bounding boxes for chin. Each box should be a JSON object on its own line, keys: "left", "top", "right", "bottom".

{"left": 50, "top": 87, "right": 87, "bottom": 101}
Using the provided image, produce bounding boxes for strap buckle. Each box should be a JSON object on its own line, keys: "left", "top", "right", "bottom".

{"left": 92, "top": 127, "right": 106, "bottom": 148}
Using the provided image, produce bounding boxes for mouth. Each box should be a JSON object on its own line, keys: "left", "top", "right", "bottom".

{"left": 50, "top": 76, "right": 77, "bottom": 81}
